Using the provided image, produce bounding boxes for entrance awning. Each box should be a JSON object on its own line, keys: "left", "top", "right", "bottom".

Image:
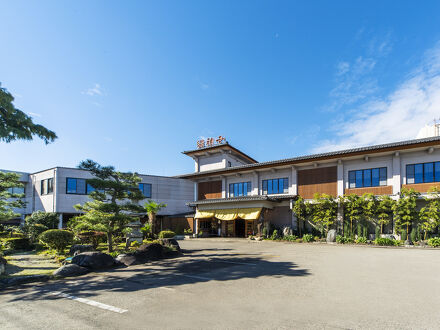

{"left": 195, "top": 208, "right": 262, "bottom": 221}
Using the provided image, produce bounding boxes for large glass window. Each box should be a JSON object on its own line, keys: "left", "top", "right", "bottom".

{"left": 406, "top": 161, "right": 440, "bottom": 184}
{"left": 229, "top": 181, "right": 251, "bottom": 197}
{"left": 41, "top": 178, "right": 54, "bottom": 195}
{"left": 139, "top": 183, "right": 152, "bottom": 198}
{"left": 262, "top": 178, "right": 289, "bottom": 195}
{"left": 348, "top": 167, "right": 387, "bottom": 189}
{"left": 66, "top": 178, "right": 86, "bottom": 194}
{"left": 7, "top": 186, "right": 25, "bottom": 195}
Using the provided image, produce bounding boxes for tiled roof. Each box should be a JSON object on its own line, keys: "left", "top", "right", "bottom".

{"left": 177, "top": 136, "right": 440, "bottom": 178}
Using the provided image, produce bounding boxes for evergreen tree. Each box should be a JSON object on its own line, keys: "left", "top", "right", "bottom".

{"left": 0, "top": 84, "right": 57, "bottom": 144}
{"left": 419, "top": 187, "right": 440, "bottom": 240}
{"left": 376, "top": 195, "right": 395, "bottom": 234}
{"left": 343, "top": 194, "right": 364, "bottom": 238}
{"left": 393, "top": 187, "right": 420, "bottom": 241}
{"left": 69, "top": 160, "right": 145, "bottom": 252}
{"left": 0, "top": 171, "right": 25, "bottom": 222}
{"left": 310, "top": 193, "right": 338, "bottom": 236}
{"left": 292, "top": 196, "right": 309, "bottom": 236}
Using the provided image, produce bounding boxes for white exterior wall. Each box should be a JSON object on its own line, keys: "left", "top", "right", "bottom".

{"left": 400, "top": 149, "right": 440, "bottom": 187}
{"left": 198, "top": 152, "right": 249, "bottom": 172}
{"left": 343, "top": 155, "right": 393, "bottom": 189}
{"left": 258, "top": 168, "right": 292, "bottom": 195}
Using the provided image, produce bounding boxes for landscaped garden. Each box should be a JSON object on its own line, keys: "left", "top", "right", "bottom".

{"left": 259, "top": 187, "right": 440, "bottom": 247}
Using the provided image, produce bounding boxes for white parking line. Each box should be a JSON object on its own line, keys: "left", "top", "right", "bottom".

{"left": 50, "top": 291, "right": 128, "bottom": 314}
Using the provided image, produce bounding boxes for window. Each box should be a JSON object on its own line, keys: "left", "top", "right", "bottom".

{"left": 66, "top": 178, "right": 86, "bottom": 194}
{"left": 262, "top": 178, "right": 289, "bottom": 195}
{"left": 228, "top": 161, "right": 232, "bottom": 167}
{"left": 229, "top": 182, "right": 251, "bottom": 197}
{"left": 139, "top": 183, "right": 152, "bottom": 198}
{"left": 348, "top": 167, "right": 387, "bottom": 188}
{"left": 7, "top": 186, "right": 25, "bottom": 195}
{"left": 406, "top": 161, "right": 440, "bottom": 184}
{"left": 41, "top": 178, "right": 54, "bottom": 195}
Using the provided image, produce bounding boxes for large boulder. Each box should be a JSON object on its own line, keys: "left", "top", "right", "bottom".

{"left": 326, "top": 229, "right": 337, "bottom": 243}
{"left": 159, "top": 238, "right": 181, "bottom": 251}
{"left": 116, "top": 243, "right": 164, "bottom": 266}
{"left": 71, "top": 251, "right": 116, "bottom": 270}
{"left": 69, "top": 244, "right": 94, "bottom": 256}
{"left": 53, "top": 264, "right": 90, "bottom": 277}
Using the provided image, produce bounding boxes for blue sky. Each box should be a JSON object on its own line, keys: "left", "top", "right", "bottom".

{"left": 1, "top": 1, "right": 440, "bottom": 175}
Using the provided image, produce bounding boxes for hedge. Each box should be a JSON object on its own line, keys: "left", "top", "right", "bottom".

{"left": 158, "top": 230, "right": 176, "bottom": 239}
{"left": 39, "top": 229, "right": 74, "bottom": 252}
{"left": 2, "top": 237, "right": 31, "bottom": 250}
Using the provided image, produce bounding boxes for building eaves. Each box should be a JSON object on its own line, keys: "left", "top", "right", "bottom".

{"left": 182, "top": 142, "right": 258, "bottom": 164}
{"left": 177, "top": 136, "right": 440, "bottom": 179}
{"left": 187, "top": 194, "right": 297, "bottom": 206}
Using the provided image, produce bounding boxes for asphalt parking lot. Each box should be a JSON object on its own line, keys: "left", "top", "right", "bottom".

{"left": 1, "top": 238, "right": 440, "bottom": 329}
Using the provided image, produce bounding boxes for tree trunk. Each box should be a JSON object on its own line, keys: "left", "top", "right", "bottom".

{"left": 107, "top": 232, "right": 113, "bottom": 253}
{"left": 381, "top": 223, "right": 383, "bottom": 234}
{"left": 149, "top": 212, "right": 156, "bottom": 235}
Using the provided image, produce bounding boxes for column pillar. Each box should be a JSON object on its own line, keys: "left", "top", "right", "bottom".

{"left": 58, "top": 213, "right": 63, "bottom": 229}
{"left": 336, "top": 160, "right": 344, "bottom": 234}
{"left": 194, "top": 182, "right": 198, "bottom": 201}
{"left": 252, "top": 171, "right": 259, "bottom": 195}
{"left": 221, "top": 176, "right": 226, "bottom": 198}
{"left": 290, "top": 166, "right": 298, "bottom": 195}
{"left": 392, "top": 152, "right": 401, "bottom": 195}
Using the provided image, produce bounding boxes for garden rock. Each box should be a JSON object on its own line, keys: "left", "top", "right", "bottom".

{"left": 71, "top": 251, "right": 116, "bottom": 270}
{"left": 326, "top": 229, "right": 337, "bottom": 243}
{"left": 53, "top": 264, "right": 90, "bottom": 277}
{"left": 116, "top": 243, "right": 164, "bottom": 266}
{"left": 283, "top": 227, "right": 293, "bottom": 237}
{"left": 69, "top": 244, "right": 94, "bottom": 256}
{"left": 159, "top": 238, "right": 181, "bottom": 251}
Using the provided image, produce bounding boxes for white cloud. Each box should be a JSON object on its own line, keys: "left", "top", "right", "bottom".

{"left": 313, "top": 43, "right": 440, "bottom": 153}
{"left": 27, "top": 112, "right": 41, "bottom": 118}
{"left": 82, "top": 83, "right": 104, "bottom": 96}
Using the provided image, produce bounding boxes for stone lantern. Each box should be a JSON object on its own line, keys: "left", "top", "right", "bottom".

{"left": 125, "top": 219, "right": 143, "bottom": 248}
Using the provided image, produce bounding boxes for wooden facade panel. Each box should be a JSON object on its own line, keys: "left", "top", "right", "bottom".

{"left": 402, "top": 183, "right": 440, "bottom": 193}
{"left": 297, "top": 166, "right": 337, "bottom": 199}
{"left": 198, "top": 180, "right": 222, "bottom": 200}
{"left": 345, "top": 185, "right": 393, "bottom": 196}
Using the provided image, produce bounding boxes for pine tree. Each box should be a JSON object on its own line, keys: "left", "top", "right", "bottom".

{"left": 0, "top": 84, "right": 57, "bottom": 144}
{"left": 0, "top": 171, "right": 25, "bottom": 222}
{"left": 69, "top": 160, "right": 145, "bottom": 252}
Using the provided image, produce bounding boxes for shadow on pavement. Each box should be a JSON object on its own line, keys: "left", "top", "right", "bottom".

{"left": 2, "top": 248, "right": 310, "bottom": 302}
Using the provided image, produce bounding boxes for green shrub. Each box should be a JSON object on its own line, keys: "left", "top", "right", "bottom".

{"left": 355, "top": 237, "right": 368, "bottom": 244}
{"left": 314, "top": 236, "right": 320, "bottom": 242}
{"left": 158, "top": 230, "right": 176, "bottom": 239}
{"left": 130, "top": 240, "right": 141, "bottom": 248}
{"left": 302, "top": 234, "right": 314, "bottom": 242}
{"left": 3, "top": 237, "right": 31, "bottom": 250}
{"left": 271, "top": 230, "right": 279, "bottom": 240}
{"left": 184, "top": 228, "right": 193, "bottom": 235}
{"left": 428, "top": 237, "right": 440, "bottom": 247}
{"left": 25, "top": 223, "right": 48, "bottom": 242}
{"left": 77, "top": 231, "right": 106, "bottom": 249}
{"left": 374, "top": 237, "right": 399, "bottom": 246}
{"left": 140, "top": 223, "right": 152, "bottom": 237}
{"left": 295, "top": 238, "right": 303, "bottom": 243}
{"left": 375, "top": 226, "right": 380, "bottom": 239}
{"left": 336, "top": 235, "right": 354, "bottom": 244}
{"left": 262, "top": 227, "right": 268, "bottom": 238}
{"left": 25, "top": 211, "right": 59, "bottom": 229}
{"left": 39, "top": 229, "right": 74, "bottom": 253}
{"left": 410, "top": 228, "right": 417, "bottom": 243}
{"left": 401, "top": 229, "right": 407, "bottom": 241}
{"left": 283, "top": 235, "right": 298, "bottom": 242}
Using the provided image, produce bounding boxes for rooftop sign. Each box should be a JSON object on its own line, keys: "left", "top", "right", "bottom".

{"left": 197, "top": 136, "right": 226, "bottom": 149}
